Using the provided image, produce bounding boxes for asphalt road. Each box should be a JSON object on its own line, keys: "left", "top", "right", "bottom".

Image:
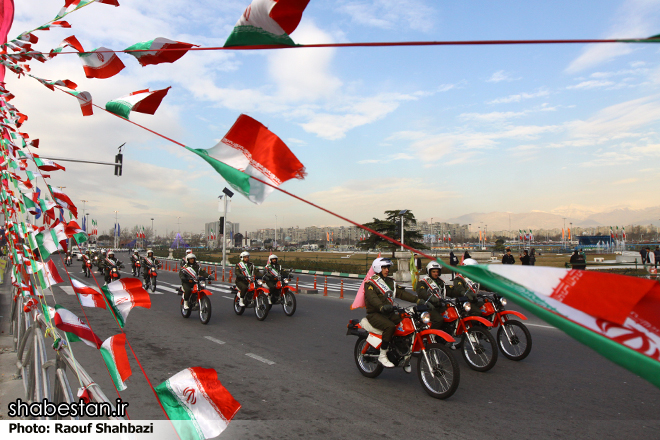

{"left": 36, "top": 258, "right": 660, "bottom": 439}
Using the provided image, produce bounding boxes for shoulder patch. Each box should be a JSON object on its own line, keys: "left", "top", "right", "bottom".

{"left": 370, "top": 275, "right": 379, "bottom": 280}
{"left": 367, "top": 285, "right": 374, "bottom": 290}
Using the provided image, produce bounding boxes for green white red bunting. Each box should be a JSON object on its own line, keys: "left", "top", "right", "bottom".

{"left": 100, "top": 334, "right": 131, "bottom": 391}
{"left": 187, "top": 114, "right": 306, "bottom": 204}
{"left": 71, "top": 279, "right": 106, "bottom": 308}
{"left": 155, "top": 367, "right": 241, "bottom": 440}
{"left": 124, "top": 38, "right": 196, "bottom": 66}
{"left": 105, "top": 87, "right": 171, "bottom": 120}
{"left": 102, "top": 278, "right": 151, "bottom": 328}
{"left": 64, "top": 220, "right": 88, "bottom": 244}
{"left": 224, "top": 0, "right": 310, "bottom": 47}
{"left": 448, "top": 263, "right": 660, "bottom": 388}
{"left": 46, "top": 304, "right": 102, "bottom": 348}
{"left": 35, "top": 223, "right": 67, "bottom": 258}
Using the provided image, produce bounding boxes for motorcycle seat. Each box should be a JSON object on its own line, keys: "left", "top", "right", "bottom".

{"left": 360, "top": 318, "right": 383, "bottom": 335}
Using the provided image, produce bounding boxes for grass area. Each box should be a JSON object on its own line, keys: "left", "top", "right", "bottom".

{"left": 153, "top": 249, "right": 651, "bottom": 276}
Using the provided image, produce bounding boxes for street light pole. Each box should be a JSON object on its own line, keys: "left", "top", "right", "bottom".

{"left": 275, "top": 215, "right": 278, "bottom": 250}
{"left": 151, "top": 218, "right": 154, "bottom": 247}
{"left": 220, "top": 188, "right": 234, "bottom": 278}
{"left": 399, "top": 210, "right": 408, "bottom": 251}
{"left": 114, "top": 211, "right": 118, "bottom": 249}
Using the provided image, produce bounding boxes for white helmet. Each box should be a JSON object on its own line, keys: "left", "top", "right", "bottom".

{"left": 462, "top": 258, "right": 478, "bottom": 266}
{"left": 186, "top": 249, "right": 192, "bottom": 254}
{"left": 186, "top": 253, "right": 196, "bottom": 261}
{"left": 107, "top": 251, "right": 114, "bottom": 257}
{"left": 269, "top": 254, "right": 278, "bottom": 261}
{"left": 134, "top": 250, "right": 139, "bottom": 254}
{"left": 372, "top": 257, "right": 393, "bottom": 274}
{"left": 147, "top": 249, "right": 153, "bottom": 255}
{"left": 426, "top": 261, "right": 442, "bottom": 275}
{"left": 240, "top": 251, "right": 250, "bottom": 258}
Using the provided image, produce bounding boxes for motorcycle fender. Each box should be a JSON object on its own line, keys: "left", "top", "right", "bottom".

{"left": 462, "top": 316, "right": 493, "bottom": 327}
{"left": 199, "top": 289, "right": 212, "bottom": 296}
{"left": 347, "top": 328, "right": 367, "bottom": 337}
{"left": 497, "top": 310, "right": 527, "bottom": 321}
{"left": 418, "top": 329, "right": 455, "bottom": 343}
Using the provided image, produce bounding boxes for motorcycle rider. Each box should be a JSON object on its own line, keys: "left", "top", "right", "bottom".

{"left": 131, "top": 250, "right": 141, "bottom": 275}
{"left": 365, "top": 257, "right": 430, "bottom": 369}
{"left": 452, "top": 259, "right": 482, "bottom": 315}
{"left": 180, "top": 249, "right": 193, "bottom": 267}
{"left": 236, "top": 251, "right": 258, "bottom": 307}
{"left": 179, "top": 253, "right": 209, "bottom": 310}
{"left": 415, "top": 261, "right": 446, "bottom": 329}
{"left": 81, "top": 250, "right": 91, "bottom": 273}
{"left": 262, "top": 254, "right": 289, "bottom": 302}
{"left": 142, "top": 249, "right": 161, "bottom": 287}
{"left": 101, "top": 250, "right": 123, "bottom": 284}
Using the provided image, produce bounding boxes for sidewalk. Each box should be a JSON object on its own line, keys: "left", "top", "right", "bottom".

{"left": 0, "top": 261, "right": 24, "bottom": 419}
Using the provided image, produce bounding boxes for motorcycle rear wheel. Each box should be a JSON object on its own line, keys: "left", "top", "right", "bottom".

{"left": 180, "top": 298, "right": 191, "bottom": 318}
{"left": 418, "top": 343, "right": 460, "bottom": 399}
{"left": 354, "top": 337, "right": 383, "bottom": 378}
{"left": 199, "top": 295, "right": 212, "bottom": 325}
{"left": 233, "top": 294, "right": 245, "bottom": 315}
{"left": 461, "top": 326, "right": 498, "bottom": 372}
{"left": 282, "top": 291, "right": 296, "bottom": 316}
{"left": 255, "top": 294, "right": 269, "bottom": 321}
{"left": 497, "top": 320, "right": 532, "bottom": 361}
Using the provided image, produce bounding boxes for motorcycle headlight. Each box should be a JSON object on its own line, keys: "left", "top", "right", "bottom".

{"left": 257, "top": 280, "right": 263, "bottom": 286}
{"left": 199, "top": 281, "right": 206, "bottom": 289}
{"left": 463, "top": 303, "right": 472, "bottom": 312}
{"left": 421, "top": 311, "right": 431, "bottom": 325}
{"left": 284, "top": 279, "right": 289, "bottom": 284}
{"left": 500, "top": 298, "right": 507, "bottom": 306}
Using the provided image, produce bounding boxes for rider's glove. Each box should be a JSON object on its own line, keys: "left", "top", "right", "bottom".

{"left": 380, "top": 304, "right": 393, "bottom": 314}
{"left": 430, "top": 296, "right": 441, "bottom": 307}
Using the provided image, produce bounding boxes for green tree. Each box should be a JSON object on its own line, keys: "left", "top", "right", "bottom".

{"left": 494, "top": 238, "right": 505, "bottom": 252}
{"left": 358, "top": 210, "right": 427, "bottom": 254}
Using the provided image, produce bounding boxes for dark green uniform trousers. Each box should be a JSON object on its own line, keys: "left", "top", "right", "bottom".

{"left": 366, "top": 312, "right": 402, "bottom": 343}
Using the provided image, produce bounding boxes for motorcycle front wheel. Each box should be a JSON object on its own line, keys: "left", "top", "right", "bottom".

{"left": 461, "top": 326, "right": 498, "bottom": 372}
{"left": 282, "top": 291, "right": 296, "bottom": 316}
{"left": 354, "top": 337, "right": 383, "bottom": 378}
{"left": 151, "top": 276, "right": 157, "bottom": 293}
{"left": 199, "top": 295, "right": 212, "bottom": 325}
{"left": 180, "top": 298, "right": 191, "bottom": 318}
{"left": 254, "top": 294, "right": 269, "bottom": 321}
{"left": 497, "top": 320, "right": 532, "bottom": 361}
{"left": 233, "top": 294, "right": 245, "bottom": 315}
{"left": 84, "top": 267, "right": 89, "bottom": 278}
{"left": 418, "top": 343, "right": 460, "bottom": 399}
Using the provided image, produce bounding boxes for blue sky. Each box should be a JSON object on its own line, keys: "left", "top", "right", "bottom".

{"left": 8, "top": 0, "right": 660, "bottom": 235}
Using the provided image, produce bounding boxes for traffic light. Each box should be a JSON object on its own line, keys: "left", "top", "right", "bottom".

{"left": 114, "top": 153, "right": 123, "bottom": 176}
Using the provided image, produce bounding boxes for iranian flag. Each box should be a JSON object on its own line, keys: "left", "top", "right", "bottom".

{"left": 124, "top": 37, "right": 196, "bottom": 66}
{"left": 447, "top": 262, "right": 660, "bottom": 389}
{"left": 35, "top": 223, "right": 68, "bottom": 258}
{"left": 71, "top": 279, "right": 105, "bottom": 308}
{"left": 78, "top": 48, "right": 125, "bottom": 79}
{"left": 100, "top": 334, "right": 131, "bottom": 391}
{"left": 187, "top": 114, "right": 306, "bottom": 204}
{"left": 67, "top": 90, "right": 93, "bottom": 116}
{"left": 50, "top": 186, "right": 78, "bottom": 217}
{"left": 105, "top": 87, "right": 171, "bottom": 119}
{"left": 102, "top": 278, "right": 151, "bottom": 328}
{"left": 49, "top": 35, "right": 84, "bottom": 58}
{"left": 46, "top": 304, "right": 102, "bottom": 348}
{"left": 55, "top": 0, "right": 118, "bottom": 21}
{"left": 33, "top": 157, "right": 65, "bottom": 172}
{"left": 224, "top": 0, "right": 310, "bottom": 47}
{"left": 155, "top": 367, "right": 241, "bottom": 440}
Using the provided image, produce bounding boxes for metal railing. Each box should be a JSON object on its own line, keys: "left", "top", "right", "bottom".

{"left": 10, "top": 292, "right": 124, "bottom": 420}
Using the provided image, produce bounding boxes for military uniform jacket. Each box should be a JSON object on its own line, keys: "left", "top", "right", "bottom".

{"left": 141, "top": 256, "right": 160, "bottom": 268}
{"left": 416, "top": 276, "right": 446, "bottom": 302}
{"left": 365, "top": 274, "right": 418, "bottom": 315}
{"left": 179, "top": 263, "right": 208, "bottom": 282}
{"left": 236, "top": 261, "right": 257, "bottom": 283}
{"left": 262, "top": 263, "right": 288, "bottom": 282}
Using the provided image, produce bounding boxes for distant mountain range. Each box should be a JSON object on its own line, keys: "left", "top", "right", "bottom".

{"left": 445, "top": 206, "right": 660, "bottom": 231}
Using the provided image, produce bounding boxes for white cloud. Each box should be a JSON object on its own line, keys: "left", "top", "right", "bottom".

{"left": 567, "top": 80, "right": 615, "bottom": 89}
{"left": 335, "top": 0, "right": 437, "bottom": 33}
{"left": 486, "top": 70, "right": 520, "bottom": 83}
{"left": 487, "top": 89, "right": 550, "bottom": 104}
{"left": 459, "top": 111, "right": 526, "bottom": 121}
{"left": 566, "top": 0, "right": 660, "bottom": 73}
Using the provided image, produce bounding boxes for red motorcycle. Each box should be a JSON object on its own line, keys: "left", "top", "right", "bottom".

{"left": 479, "top": 293, "right": 532, "bottom": 361}
{"left": 83, "top": 259, "right": 92, "bottom": 278}
{"left": 232, "top": 279, "right": 271, "bottom": 321}
{"left": 177, "top": 275, "right": 213, "bottom": 325}
{"left": 132, "top": 260, "right": 142, "bottom": 277}
{"left": 265, "top": 275, "right": 296, "bottom": 317}
{"left": 144, "top": 263, "right": 159, "bottom": 293}
{"left": 347, "top": 304, "right": 460, "bottom": 400}
{"left": 439, "top": 295, "right": 498, "bottom": 372}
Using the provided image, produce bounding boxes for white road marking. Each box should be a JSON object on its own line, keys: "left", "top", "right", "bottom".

{"left": 222, "top": 296, "right": 234, "bottom": 300}
{"left": 204, "top": 336, "right": 225, "bottom": 345}
{"left": 157, "top": 285, "right": 178, "bottom": 293}
{"left": 526, "top": 323, "right": 556, "bottom": 329}
{"left": 60, "top": 286, "right": 75, "bottom": 296}
{"left": 246, "top": 353, "right": 275, "bottom": 365}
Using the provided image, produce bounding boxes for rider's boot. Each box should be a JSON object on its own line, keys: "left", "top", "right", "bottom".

{"left": 238, "top": 295, "right": 245, "bottom": 307}
{"left": 378, "top": 348, "right": 394, "bottom": 368}
{"left": 403, "top": 359, "right": 412, "bottom": 373}
{"left": 184, "top": 299, "right": 190, "bottom": 309}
